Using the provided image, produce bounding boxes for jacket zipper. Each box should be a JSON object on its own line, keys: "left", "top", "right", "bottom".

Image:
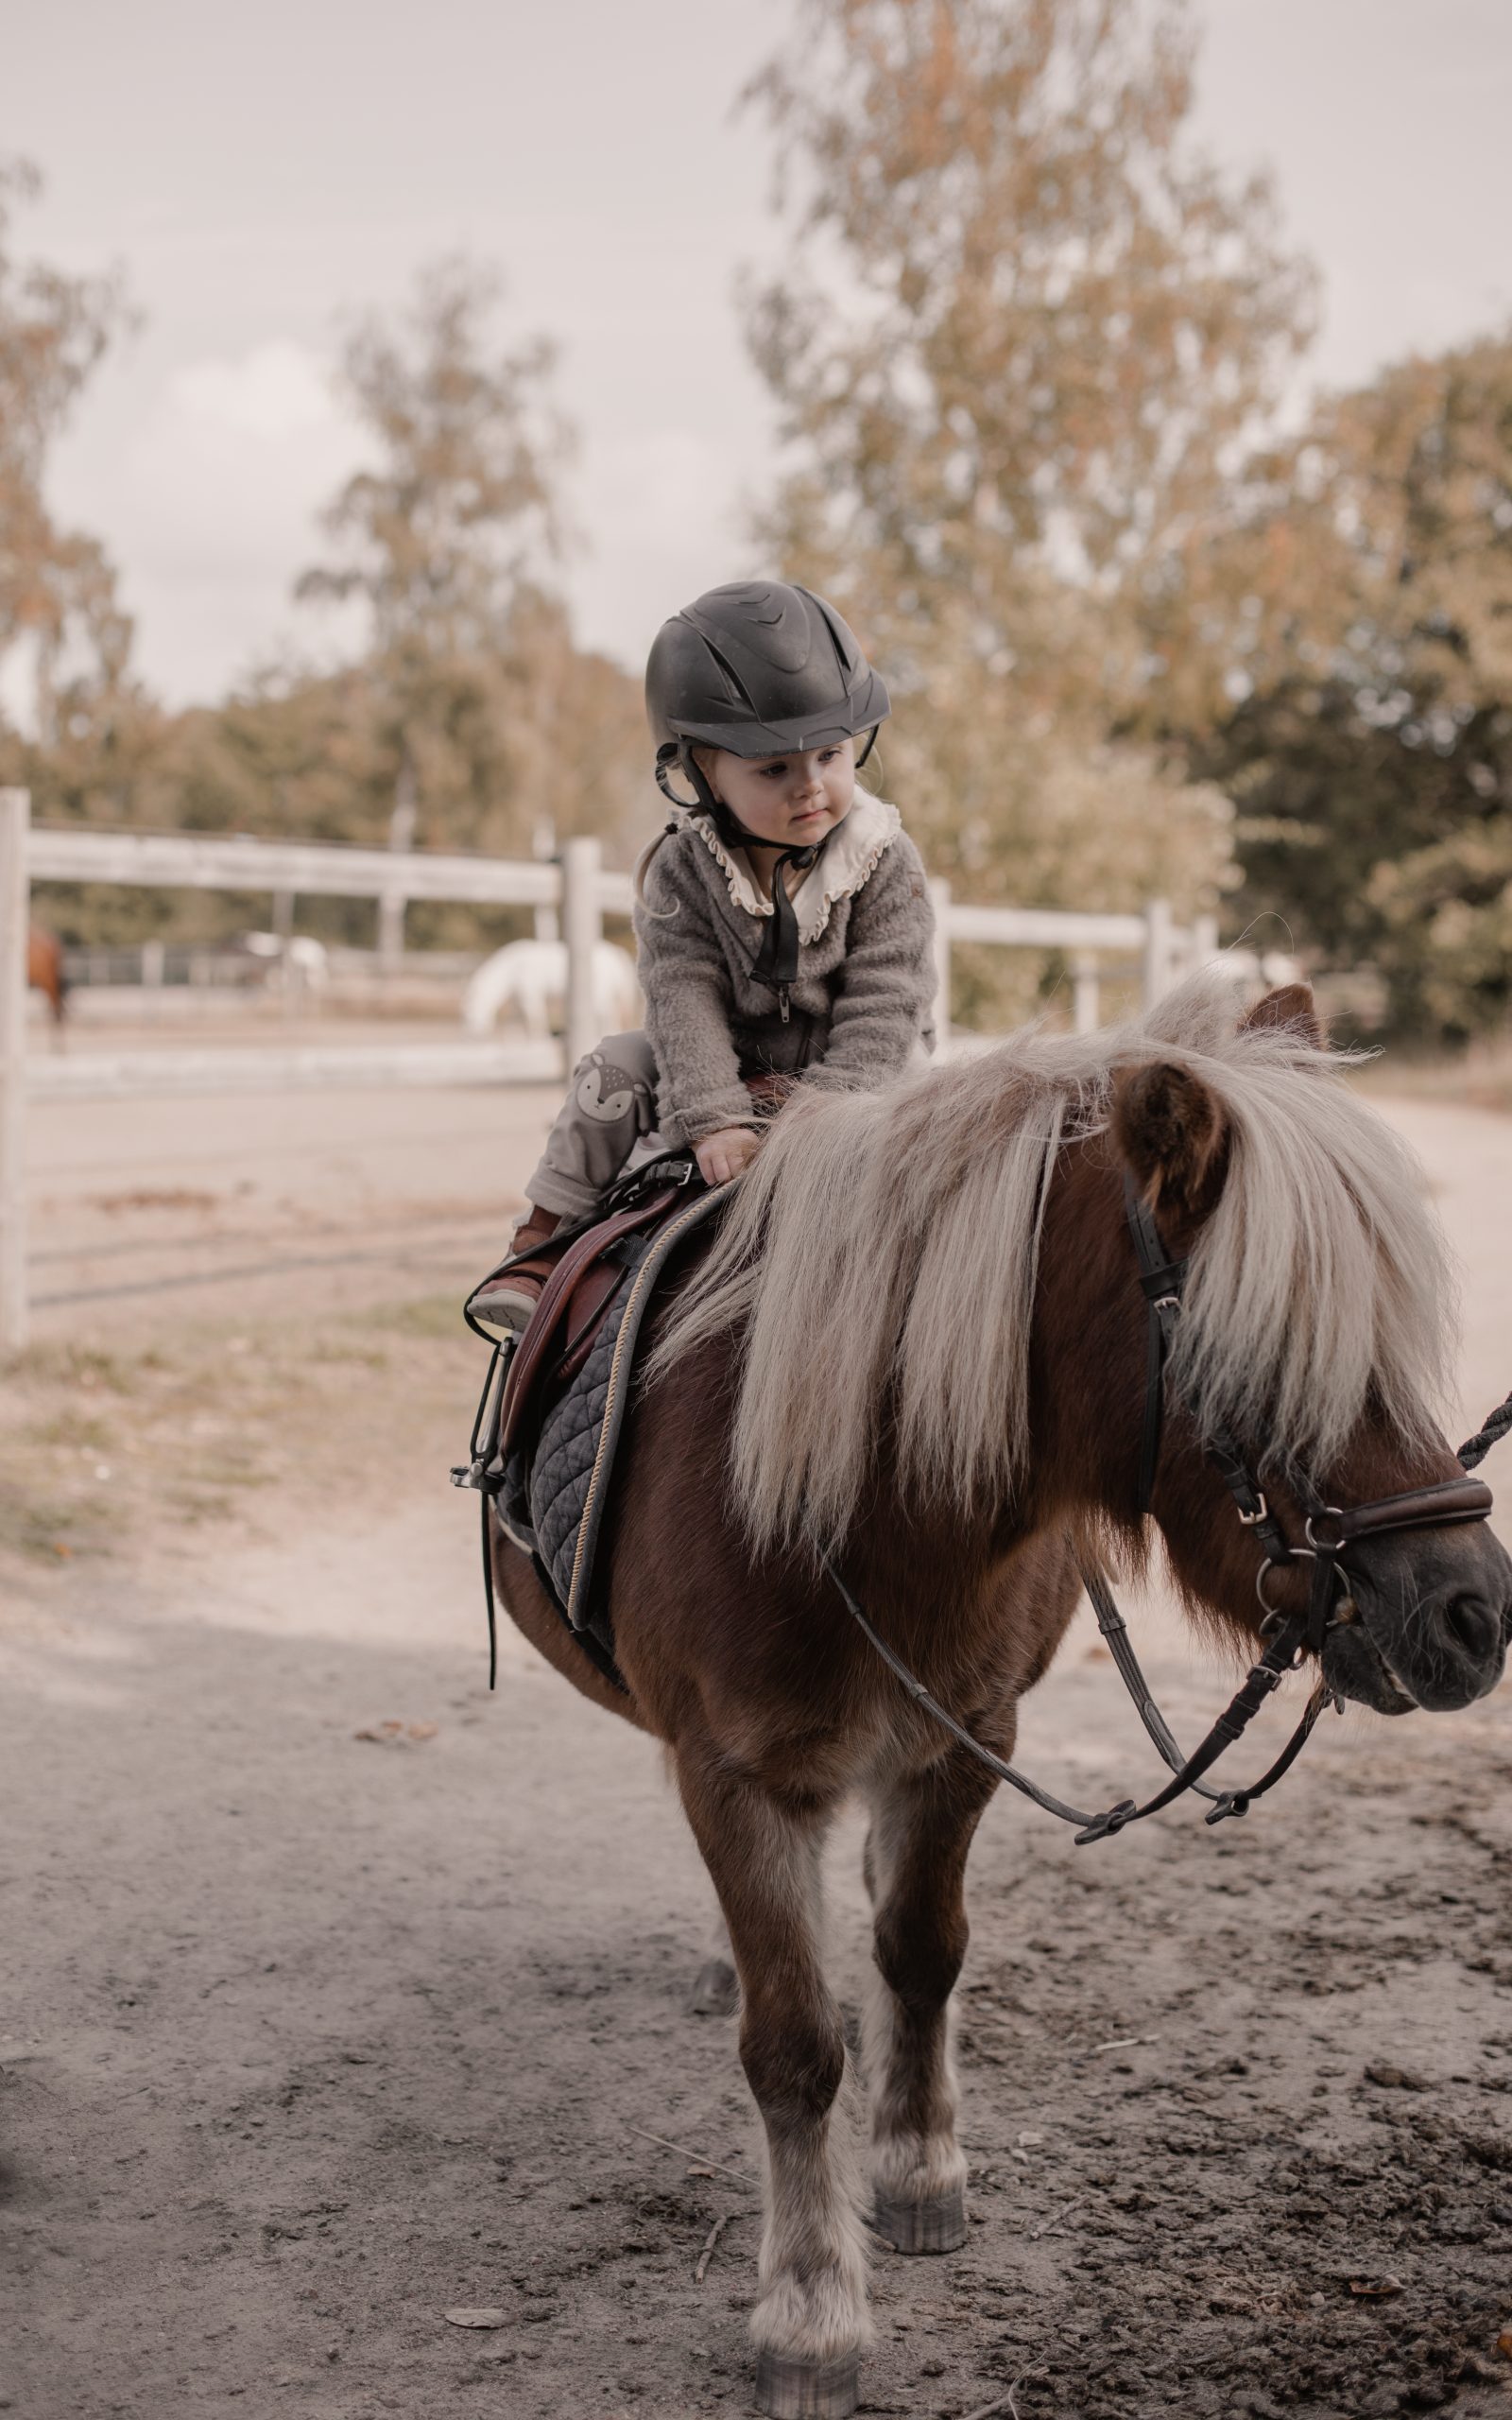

{"left": 778, "top": 984, "right": 791, "bottom": 1024}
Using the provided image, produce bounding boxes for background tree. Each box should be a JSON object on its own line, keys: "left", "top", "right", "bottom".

{"left": 0, "top": 157, "right": 139, "bottom": 766}
{"left": 1192, "top": 333, "right": 1512, "bottom": 1039}
{"left": 27, "top": 258, "right": 649, "bottom": 949}
{"left": 744, "top": 0, "right": 1315, "bottom": 1011}
{"left": 300, "top": 258, "right": 561, "bottom": 657}
{"left": 295, "top": 256, "right": 644, "bottom": 871}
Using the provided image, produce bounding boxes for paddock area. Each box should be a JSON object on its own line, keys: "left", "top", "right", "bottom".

{"left": 3, "top": 1071, "right": 1512, "bottom": 2419}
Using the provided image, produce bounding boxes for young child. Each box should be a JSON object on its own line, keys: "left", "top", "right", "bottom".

{"left": 472, "top": 579, "right": 937, "bottom": 1333}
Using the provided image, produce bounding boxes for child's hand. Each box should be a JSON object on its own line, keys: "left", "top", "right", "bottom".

{"left": 695, "top": 1126, "right": 762, "bottom": 1185}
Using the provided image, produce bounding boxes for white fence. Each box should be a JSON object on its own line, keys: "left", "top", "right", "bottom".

{"left": 1, "top": 792, "right": 1222, "bottom": 1349}
{"left": 24, "top": 820, "right": 633, "bottom": 1063}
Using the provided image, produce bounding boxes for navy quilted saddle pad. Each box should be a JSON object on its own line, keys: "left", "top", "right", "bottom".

{"left": 494, "top": 1184, "right": 728, "bottom": 1687}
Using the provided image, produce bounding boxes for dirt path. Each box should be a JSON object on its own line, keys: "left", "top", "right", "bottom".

{"left": 4, "top": 1081, "right": 1512, "bottom": 2420}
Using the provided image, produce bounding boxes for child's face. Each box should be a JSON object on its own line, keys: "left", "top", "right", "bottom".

{"left": 700, "top": 739, "right": 857, "bottom": 851}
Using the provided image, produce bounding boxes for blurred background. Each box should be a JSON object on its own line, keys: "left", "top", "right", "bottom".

{"left": 9, "top": 26, "right": 1512, "bottom": 2416}
{"left": 6, "top": 0, "right": 1512, "bottom": 1044}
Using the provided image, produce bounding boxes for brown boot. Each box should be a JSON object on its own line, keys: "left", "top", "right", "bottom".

{"left": 469, "top": 1207, "right": 563, "bottom": 1340}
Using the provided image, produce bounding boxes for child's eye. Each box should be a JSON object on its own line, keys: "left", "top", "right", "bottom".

{"left": 760, "top": 762, "right": 787, "bottom": 779}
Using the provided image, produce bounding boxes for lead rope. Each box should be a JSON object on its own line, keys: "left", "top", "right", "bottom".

{"left": 1457, "top": 1392, "right": 1512, "bottom": 1471}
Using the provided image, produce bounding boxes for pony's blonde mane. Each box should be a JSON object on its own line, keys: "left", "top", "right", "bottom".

{"left": 651, "top": 974, "right": 1457, "bottom": 1554}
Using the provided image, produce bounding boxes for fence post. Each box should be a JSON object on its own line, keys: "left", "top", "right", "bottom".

{"left": 1072, "top": 951, "right": 1100, "bottom": 1035}
{"left": 1142, "top": 897, "right": 1174, "bottom": 1009}
{"left": 533, "top": 816, "right": 560, "bottom": 946}
{"left": 0, "top": 787, "right": 30, "bottom": 1354}
{"left": 561, "top": 835, "right": 602, "bottom": 1076}
{"left": 144, "top": 936, "right": 165, "bottom": 1024}
{"left": 379, "top": 761, "right": 416, "bottom": 972}
{"left": 928, "top": 877, "right": 952, "bottom": 1056}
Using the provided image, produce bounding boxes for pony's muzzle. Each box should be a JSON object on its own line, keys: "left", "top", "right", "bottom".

{"left": 1418, "top": 1583, "right": 1507, "bottom": 1706}
{"left": 1352, "top": 1539, "right": 1512, "bottom": 1711}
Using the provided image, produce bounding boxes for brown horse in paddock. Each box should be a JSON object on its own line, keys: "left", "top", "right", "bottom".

{"left": 26, "top": 926, "right": 68, "bottom": 1030}
{"left": 490, "top": 978, "right": 1511, "bottom": 2420}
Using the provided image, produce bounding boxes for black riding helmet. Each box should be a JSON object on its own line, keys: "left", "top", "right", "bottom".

{"left": 645, "top": 579, "right": 889, "bottom": 807}
{"left": 644, "top": 580, "right": 891, "bottom": 1006}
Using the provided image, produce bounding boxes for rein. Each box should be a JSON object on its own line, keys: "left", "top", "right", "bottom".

{"left": 824, "top": 1180, "right": 1503, "bottom": 1847}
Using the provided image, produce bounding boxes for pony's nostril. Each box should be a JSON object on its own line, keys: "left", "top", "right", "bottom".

{"left": 1439, "top": 1592, "right": 1500, "bottom": 1668}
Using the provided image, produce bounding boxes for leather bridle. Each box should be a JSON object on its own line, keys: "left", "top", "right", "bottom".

{"left": 822, "top": 1178, "right": 1502, "bottom": 1846}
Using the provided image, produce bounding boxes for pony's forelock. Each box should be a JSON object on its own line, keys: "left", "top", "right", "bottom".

{"left": 649, "top": 973, "right": 1456, "bottom": 1556}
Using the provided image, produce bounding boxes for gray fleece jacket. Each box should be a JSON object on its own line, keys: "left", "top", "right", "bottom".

{"left": 631, "top": 793, "right": 936, "bottom": 1148}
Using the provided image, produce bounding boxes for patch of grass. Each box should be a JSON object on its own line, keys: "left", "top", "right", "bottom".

{"left": 378, "top": 1293, "right": 466, "bottom": 1341}
{"left": 212, "top": 1458, "right": 275, "bottom": 1491}
{"left": 0, "top": 1487, "right": 108, "bottom": 1562}
{"left": 12, "top": 1341, "right": 161, "bottom": 1395}
{"left": 314, "top": 1339, "right": 390, "bottom": 1370}
{"left": 28, "top": 1412, "right": 113, "bottom": 1452}
{"left": 1, "top": 1281, "right": 481, "bottom": 1600}
{"left": 166, "top": 1488, "right": 236, "bottom": 1526}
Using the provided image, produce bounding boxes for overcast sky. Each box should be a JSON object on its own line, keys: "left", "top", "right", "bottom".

{"left": 8, "top": 0, "right": 1512, "bottom": 710}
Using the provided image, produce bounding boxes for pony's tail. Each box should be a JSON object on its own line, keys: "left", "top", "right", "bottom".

{"left": 633, "top": 821, "right": 682, "bottom": 918}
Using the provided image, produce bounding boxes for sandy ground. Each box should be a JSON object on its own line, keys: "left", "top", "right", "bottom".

{"left": 3, "top": 1064, "right": 1512, "bottom": 2420}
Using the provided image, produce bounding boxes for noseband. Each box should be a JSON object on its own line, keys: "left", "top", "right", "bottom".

{"left": 823, "top": 1179, "right": 1502, "bottom": 1847}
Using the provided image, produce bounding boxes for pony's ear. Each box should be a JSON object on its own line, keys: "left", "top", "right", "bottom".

{"left": 1113, "top": 1061, "right": 1229, "bottom": 1223}
{"left": 1240, "top": 981, "right": 1324, "bottom": 1049}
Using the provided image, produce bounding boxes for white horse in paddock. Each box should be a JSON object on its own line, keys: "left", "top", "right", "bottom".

{"left": 462, "top": 940, "right": 641, "bottom": 1042}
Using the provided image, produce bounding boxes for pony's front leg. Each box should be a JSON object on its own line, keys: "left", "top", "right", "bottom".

{"left": 677, "top": 1750, "right": 868, "bottom": 2420}
{"left": 864, "top": 1747, "right": 997, "bottom": 2255}
{"left": 687, "top": 1901, "right": 739, "bottom": 2016}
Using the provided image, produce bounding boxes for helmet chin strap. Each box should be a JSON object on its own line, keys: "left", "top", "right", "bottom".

{"left": 654, "top": 741, "right": 828, "bottom": 1002}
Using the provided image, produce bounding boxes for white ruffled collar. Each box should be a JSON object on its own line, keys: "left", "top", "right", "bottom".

{"left": 684, "top": 793, "right": 902, "bottom": 943}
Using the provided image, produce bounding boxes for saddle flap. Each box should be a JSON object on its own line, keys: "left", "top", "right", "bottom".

{"left": 556, "top": 1256, "right": 633, "bottom": 1387}
{"left": 493, "top": 1188, "right": 681, "bottom": 1461}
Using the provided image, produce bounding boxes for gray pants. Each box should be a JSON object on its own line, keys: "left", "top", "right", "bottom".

{"left": 525, "top": 1030, "right": 662, "bottom": 1221}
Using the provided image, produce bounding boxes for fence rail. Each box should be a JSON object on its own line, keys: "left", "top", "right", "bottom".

{"left": 27, "top": 1037, "right": 561, "bottom": 1101}
{"left": 26, "top": 821, "right": 634, "bottom": 917}
{"left": 942, "top": 904, "right": 1148, "bottom": 951}
{"left": 4, "top": 800, "right": 1227, "bottom": 1350}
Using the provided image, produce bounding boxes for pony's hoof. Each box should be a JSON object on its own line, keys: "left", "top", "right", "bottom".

{"left": 687, "top": 1957, "right": 739, "bottom": 2016}
{"left": 754, "top": 2348, "right": 860, "bottom": 2419}
{"left": 873, "top": 2186, "right": 968, "bottom": 2254}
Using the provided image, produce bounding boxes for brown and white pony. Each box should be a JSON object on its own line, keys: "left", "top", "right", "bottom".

{"left": 492, "top": 978, "right": 1510, "bottom": 2420}
{"left": 27, "top": 926, "right": 68, "bottom": 1030}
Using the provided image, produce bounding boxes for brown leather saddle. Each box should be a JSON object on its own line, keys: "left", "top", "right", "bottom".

{"left": 467, "top": 1077, "right": 793, "bottom": 1463}
{"left": 465, "top": 1170, "right": 703, "bottom": 1465}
